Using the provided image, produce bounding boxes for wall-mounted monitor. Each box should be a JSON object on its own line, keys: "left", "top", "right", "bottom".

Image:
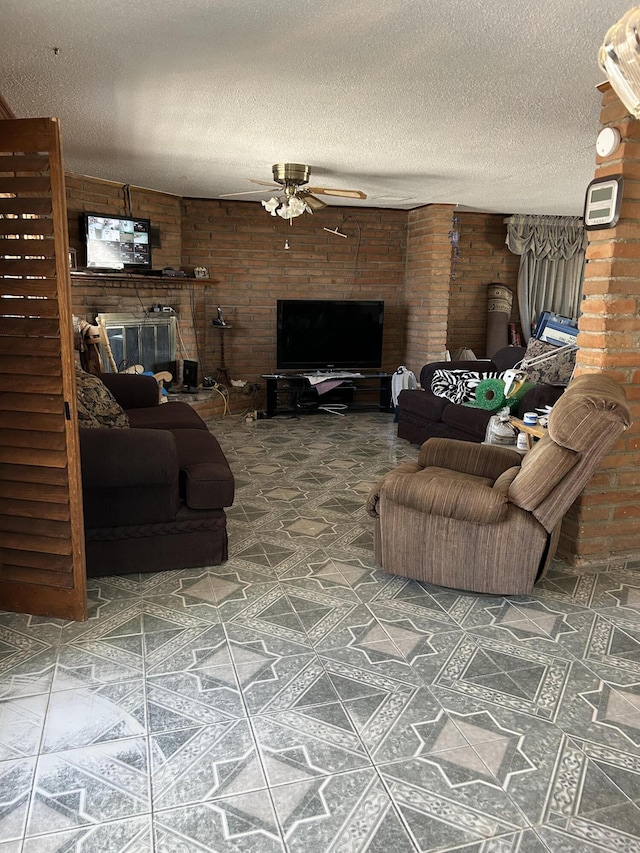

{"left": 81, "top": 212, "right": 152, "bottom": 271}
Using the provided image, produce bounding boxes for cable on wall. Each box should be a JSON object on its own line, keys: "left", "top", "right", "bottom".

{"left": 448, "top": 216, "right": 461, "bottom": 282}
{"left": 325, "top": 214, "right": 363, "bottom": 295}
{"left": 123, "top": 184, "right": 133, "bottom": 218}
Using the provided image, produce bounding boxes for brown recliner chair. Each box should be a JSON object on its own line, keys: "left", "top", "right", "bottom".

{"left": 367, "top": 374, "right": 630, "bottom": 595}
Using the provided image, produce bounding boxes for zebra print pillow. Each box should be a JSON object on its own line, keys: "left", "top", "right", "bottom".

{"left": 430, "top": 369, "right": 500, "bottom": 404}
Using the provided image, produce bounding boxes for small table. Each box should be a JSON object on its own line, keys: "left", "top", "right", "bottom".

{"left": 211, "top": 324, "right": 232, "bottom": 386}
{"left": 511, "top": 417, "right": 546, "bottom": 450}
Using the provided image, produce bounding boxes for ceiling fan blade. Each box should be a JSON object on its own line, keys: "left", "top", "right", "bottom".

{"left": 298, "top": 191, "right": 327, "bottom": 212}
{"left": 219, "top": 188, "right": 277, "bottom": 197}
{"left": 307, "top": 186, "right": 367, "bottom": 199}
{"left": 248, "top": 179, "right": 280, "bottom": 188}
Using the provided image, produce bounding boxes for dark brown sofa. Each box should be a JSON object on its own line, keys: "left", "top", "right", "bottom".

{"left": 397, "top": 346, "right": 565, "bottom": 445}
{"left": 79, "top": 373, "right": 234, "bottom": 577}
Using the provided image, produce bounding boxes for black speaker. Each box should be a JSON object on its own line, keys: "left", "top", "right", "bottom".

{"left": 183, "top": 359, "right": 198, "bottom": 390}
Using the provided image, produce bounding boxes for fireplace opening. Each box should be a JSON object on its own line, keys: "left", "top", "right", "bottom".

{"left": 96, "top": 313, "right": 177, "bottom": 375}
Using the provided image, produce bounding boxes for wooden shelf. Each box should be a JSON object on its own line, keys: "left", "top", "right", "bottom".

{"left": 71, "top": 271, "right": 219, "bottom": 284}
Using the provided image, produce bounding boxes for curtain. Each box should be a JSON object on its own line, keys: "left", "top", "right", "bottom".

{"left": 505, "top": 215, "right": 587, "bottom": 341}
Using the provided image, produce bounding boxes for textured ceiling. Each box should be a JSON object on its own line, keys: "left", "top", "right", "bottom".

{"left": 0, "top": 1, "right": 631, "bottom": 216}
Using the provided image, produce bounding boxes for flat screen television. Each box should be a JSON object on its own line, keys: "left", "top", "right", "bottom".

{"left": 276, "top": 299, "right": 384, "bottom": 371}
{"left": 81, "top": 212, "right": 152, "bottom": 271}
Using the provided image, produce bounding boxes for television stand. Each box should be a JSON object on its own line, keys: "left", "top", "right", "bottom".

{"left": 262, "top": 373, "right": 393, "bottom": 418}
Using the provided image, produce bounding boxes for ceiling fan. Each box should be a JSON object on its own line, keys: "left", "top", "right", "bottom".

{"left": 222, "top": 163, "right": 366, "bottom": 220}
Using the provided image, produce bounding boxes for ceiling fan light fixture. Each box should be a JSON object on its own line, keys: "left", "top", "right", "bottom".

{"left": 262, "top": 197, "right": 281, "bottom": 216}
{"left": 276, "top": 196, "right": 307, "bottom": 219}
{"left": 599, "top": 7, "right": 640, "bottom": 118}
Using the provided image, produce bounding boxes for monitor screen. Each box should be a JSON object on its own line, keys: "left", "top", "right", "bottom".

{"left": 81, "top": 213, "right": 152, "bottom": 271}
{"left": 276, "top": 299, "right": 384, "bottom": 371}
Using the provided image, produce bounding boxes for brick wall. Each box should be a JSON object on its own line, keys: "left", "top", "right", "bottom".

{"left": 66, "top": 176, "right": 407, "bottom": 406}
{"left": 404, "top": 205, "right": 455, "bottom": 375}
{"left": 180, "top": 199, "right": 408, "bottom": 385}
{"left": 404, "top": 205, "right": 519, "bottom": 375}
{"left": 558, "top": 83, "right": 640, "bottom": 564}
{"left": 447, "top": 212, "right": 520, "bottom": 357}
{"left": 67, "top": 173, "right": 520, "bottom": 390}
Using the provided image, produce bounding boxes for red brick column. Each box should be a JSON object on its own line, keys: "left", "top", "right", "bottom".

{"left": 404, "top": 205, "right": 455, "bottom": 375}
{"left": 558, "top": 83, "right": 640, "bottom": 564}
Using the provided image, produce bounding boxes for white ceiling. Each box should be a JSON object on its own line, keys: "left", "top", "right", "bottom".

{"left": 0, "top": 1, "right": 630, "bottom": 216}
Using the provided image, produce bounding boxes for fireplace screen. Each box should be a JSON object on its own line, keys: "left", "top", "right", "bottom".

{"left": 96, "top": 313, "right": 177, "bottom": 374}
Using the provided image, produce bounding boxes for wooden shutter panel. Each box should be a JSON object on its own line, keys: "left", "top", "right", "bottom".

{"left": 0, "top": 117, "right": 87, "bottom": 621}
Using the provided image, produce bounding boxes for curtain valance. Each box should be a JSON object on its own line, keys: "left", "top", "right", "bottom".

{"left": 505, "top": 215, "right": 587, "bottom": 261}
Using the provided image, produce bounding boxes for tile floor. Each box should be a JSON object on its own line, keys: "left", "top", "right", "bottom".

{"left": 1, "top": 411, "right": 640, "bottom": 852}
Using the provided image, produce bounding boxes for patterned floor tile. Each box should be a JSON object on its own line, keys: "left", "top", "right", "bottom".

{"left": 575, "top": 614, "right": 640, "bottom": 680}
{"left": 342, "top": 684, "right": 435, "bottom": 758}
{"left": 0, "top": 692, "right": 48, "bottom": 759}
{"left": 252, "top": 703, "right": 371, "bottom": 786}
{"left": 271, "top": 767, "right": 417, "bottom": 853}
{"left": 231, "top": 536, "right": 300, "bottom": 575}
{"left": 0, "top": 648, "right": 58, "bottom": 702}
{"left": 320, "top": 553, "right": 393, "bottom": 602}
{"left": 457, "top": 596, "right": 597, "bottom": 660}
{"left": 557, "top": 659, "right": 640, "bottom": 750}
{"left": 270, "top": 510, "right": 346, "bottom": 545}
{"left": 150, "top": 719, "right": 265, "bottom": 810}
{"left": 209, "top": 567, "right": 279, "bottom": 619}
{"left": 42, "top": 681, "right": 146, "bottom": 752}
{"left": 154, "top": 793, "right": 285, "bottom": 853}
{"left": 225, "top": 620, "right": 311, "bottom": 660}
{"left": 59, "top": 592, "right": 143, "bottom": 644}
{"left": 0, "top": 621, "right": 59, "bottom": 701}
{"left": 319, "top": 640, "right": 426, "bottom": 687}
{"left": 0, "top": 757, "right": 36, "bottom": 843}
{"left": 55, "top": 597, "right": 215, "bottom": 691}
{"left": 437, "top": 830, "right": 554, "bottom": 852}
{"left": 380, "top": 757, "right": 527, "bottom": 852}
{"left": 536, "top": 565, "right": 603, "bottom": 605}
{"left": 360, "top": 682, "right": 550, "bottom": 804}
{"left": 280, "top": 585, "right": 368, "bottom": 647}
{"left": 431, "top": 632, "right": 572, "bottom": 722}
{"left": 277, "top": 551, "right": 363, "bottom": 600}
{"left": 145, "top": 622, "right": 231, "bottom": 675}
{"left": 366, "top": 601, "right": 466, "bottom": 681}
{"left": 85, "top": 574, "right": 145, "bottom": 602}
{"left": 233, "top": 650, "right": 339, "bottom": 715}
{"left": 429, "top": 686, "right": 566, "bottom": 828}
{"left": 53, "top": 643, "right": 143, "bottom": 692}
{"left": 533, "top": 736, "right": 640, "bottom": 852}
{"left": 26, "top": 738, "right": 150, "bottom": 836}
{"left": 146, "top": 667, "right": 245, "bottom": 734}
{"left": 21, "top": 815, "right": 153, "bottom": 851}
{"left": 367, "top": 575, "right": 461, "bottom": 629}
{"left": 321, "top": 653, "right": 421, "bottom": 707}
{"left": 0, "top": 613, "right": 62, "bottom": 648}
{"left": 142, "top": 572, "right": 221, "bottom": 624}
{"left": 255, "top": 484, "right": 310, "bottom": 505}
{"left": 226, "top": 588, "right": 314, "bottom": 655}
